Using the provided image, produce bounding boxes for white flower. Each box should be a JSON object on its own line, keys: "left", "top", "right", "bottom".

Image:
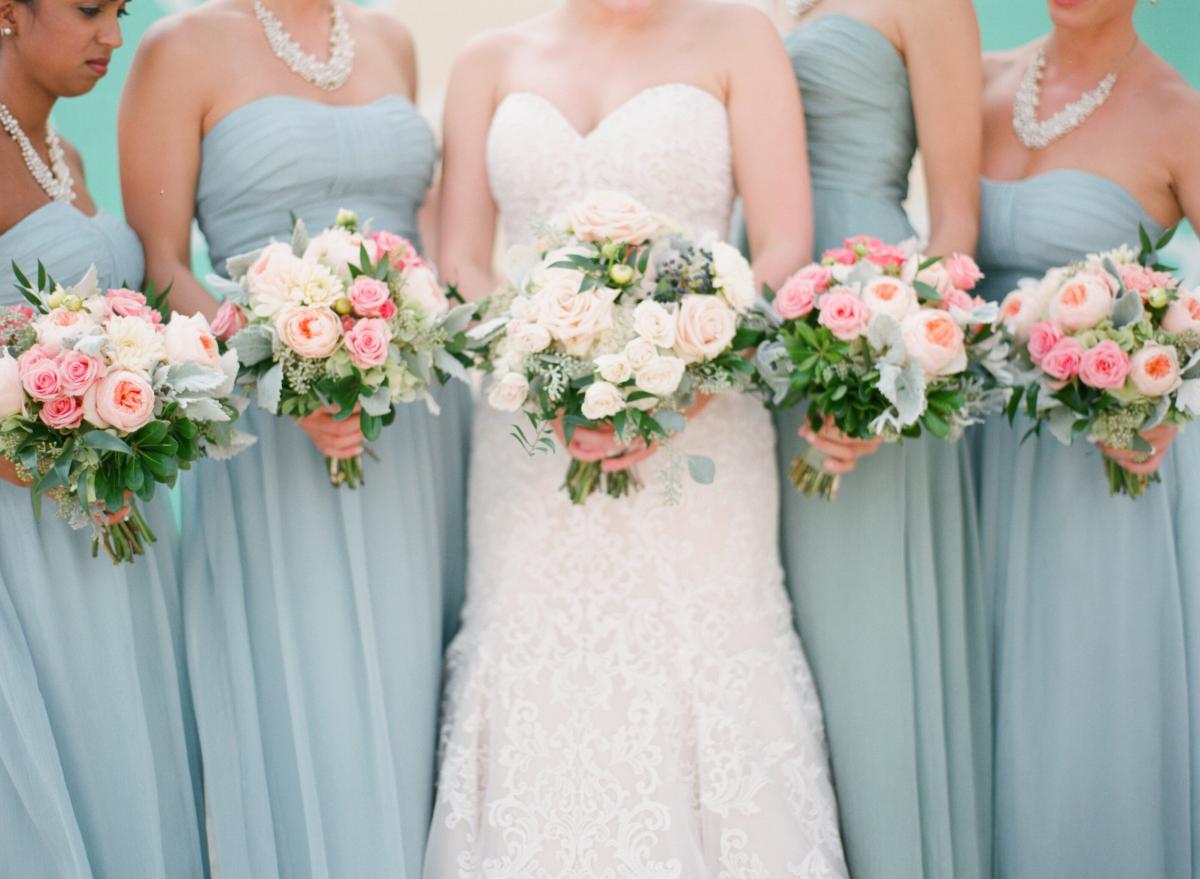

{"left": 304, "top": 227, "right": 371, "bottom": 281}
{"left": 594, "top": 353, "right": 632, "bottom": 384}
{"left": 104, "top": 314, "right": 165, "bottom": 374}
{"left": 290, "top": 260, "right": 344, "bottom": 309}
{"left": 509, "top": 295, "right": 537, "bottom": 321}
{"left": 861, "top": 276, "right": 918, "bottom": 322}
{"left": 710, "top": 241, "right": 757, "bottom": 313}
{"left": 163, "top": 312, "right": 222, "bottom": 368}
{"left": 567, "top": 192, "right": 661, "bottom": 244}
{"left": 635, "top": 355, "right": 686, "bottom": 397}
{"left": 0, "top": 352, "right": 23, "bottom": 418}
{"left": 673, "top": 294, "right": 737, "bottom": 364}
{"left": 487, "top": 373, "right": 529, "bottom": 412}
{"left": 507, "top": 320, "right": 552, "bottom": 354}
{"left": 633, "top": 299, "right": 676, "bottom": 348}
{"left": 533, "top": 269, "right": 617, "bottom": 350}
{"left": 624, "top": 337, "right": 658, "bottom": 370}
{"left": 34, "top": 307, "right": 96, "bottom": 350}
{"left": 401, "top": 264, "right": 449, "bottom": 317}
{"left": 581, "top": 380, "right": 624, "bottom": 420}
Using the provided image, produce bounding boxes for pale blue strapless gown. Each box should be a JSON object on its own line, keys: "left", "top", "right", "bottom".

{"left": 0, "top": 203, "right": 208, "bottom": 878}
{"left": 774, "top": 18, "right": 990, "bottom": 879}
{"left": 183, "top": 96, "right": 471, "bottom": 878}
{"left": 977, "top": 170, "right": 1200, "bottom": 878}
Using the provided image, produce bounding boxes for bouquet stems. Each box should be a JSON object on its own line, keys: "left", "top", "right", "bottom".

{"left": 563, "top": 459, "right": 639, "bottom": 505}
{"left": 92, "top": 503, "right": 158, "bottom": 565}
{"left": 788, "top": 441, "right": 842, "bottom": 501}
{"left": 327, "top": 454, "right": 365, "bottom": 489}
{"left": 1103, "top": 457, "right": 1160, "bottom": 499}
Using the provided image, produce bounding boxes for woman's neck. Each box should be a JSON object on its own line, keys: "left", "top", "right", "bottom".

{"left": 0, "top": 70, "right": 55, "bottom": 143}
{"left": 1044, "top": 18, "right": 1139, "bottom": 86}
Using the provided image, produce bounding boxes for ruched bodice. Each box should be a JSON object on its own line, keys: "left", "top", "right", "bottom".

{"left": 787, "top": 15, "right": 915, "bottom": 249}
{"left": 0, "top": 203, "right": 145, "bottom": 299}
{"left": 977, "top": 170, "right": 1164, "bottom": 297}
{"left": 196, "top": 95, "right": 435, "bottom": 272}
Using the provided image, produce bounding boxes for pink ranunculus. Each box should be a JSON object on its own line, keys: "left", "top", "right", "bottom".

{"left": 106, "top": 287, "right": 148, "bottom": 318}
{"left": 1041, "top": 337, "right": 1084, "bottom": 381}
{"left": 795, "top": 263, "right": 834, "bottom": 293}
{"left": 343, "top": 318, "right": 393, "bottom": 369}
{"left": 1049, "top": 271, "right": 1114, "bottom": 331}
{"left": 1129, "top": 344, "right": 1182, "bottom": 397}
{"left": 341, "top": 314, "right": 356, "bottom": 333}
{"left": 39, "top": 395, "right": 84, "bottom": 430}
{"left": 275, "top": 306, "right": 342, "bottom": 359}
{"left": 1026, "top": 321, "right": 1064, "bottom": 364}
{"left": 94, "top": 369, "right": 156, "bottom": 432}
{"left": 1163, "top": 291, "right": 1200, "bottom": 335}
{"left": 822, "top": 247, "right": 858, "bottom": 266}
{"left": 211, "top": 300, "right": 248, "bottom": 341}
{"left": 945, "top": 254, "right": 984, "bottom": 291}
{"left": 774, "top": 274, "right": 817, "bottom": 320}
{"left": 0, "top": 351, "right": 24, "bottom": 418}
{"left": 347, "top": 276, "right": 393, "bottom": 318}
{"left": 817, "top": 288, "right": 869, "bottom": 341}
{"left": 865, "top": 241, "right": 908, "bottom": 269}
{"left": 1078, "top": 340, "right": 1132, "bottom": 390}
{"left": 20, "top": 356, "right": 62, "bottom": 402}
{"left": 58, "top": 350, "right": 105, "bottom": 396}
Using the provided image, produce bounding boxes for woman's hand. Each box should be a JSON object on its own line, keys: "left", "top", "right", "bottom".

{"left": 1098, "top": 423, "right": 1177, "bottom": 477}
{"left": 800, "top": 416, "right": 884, "bottom": 475}
{"left": 553, "top": 394, "right": 713, "bottom": 473}
{"left": 299, "top": 406, "right": 365, "bottom": 459}
{"left": 93, "top": 491, "right": 134, "bottom": 526}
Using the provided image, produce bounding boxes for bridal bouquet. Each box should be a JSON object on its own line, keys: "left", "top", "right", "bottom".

{"left": 997, "top": 227, "right": 1200, "bottom": 498}
{"left": 0, "top": 265, "right": 251, "bottom": 563}
{"left": 212, "top": 210, "right": 475, "bottom": 488}
{"left": 469, "top": 192, "right": 766, "bottom": 504}
{"left": 755, "top": 236, "right": 1010, "bottom": 499}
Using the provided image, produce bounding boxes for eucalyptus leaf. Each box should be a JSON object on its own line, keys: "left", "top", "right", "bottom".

{"left": 176, "top": 397, "right": 231, "bottom": 423}
{"left": 1046, "top": 406, "right": 1077, "bottom": 445}
{"left": 438, "top": 302, "right": 477, "bottom": 337}
{"left": 257, "top": 362, "right": 284, "bottom": 413}
{"left": 205, "top": 273, "right": 249, "bottom": 305}
{"left": 655, "top": 409, "right": 686, "bottom": 434}
{"left": 686, "top": 454, "right": 716, "bottom": 485}
{"left": 433, "top": 348, "right": 469, "bottom": 384}
{"left": 291, "top": 219, "right": 310, "bottom": 258}
{"left": 229, "top": 324, "right": 275, "bottom": 367}
{"left": 1110, "top": 290, "right": 1143, "bottom": 329}
{"left": 1176, "top": 378, "right": 1200, "bottom": 416}
{"left": 877, "top": 361, "right": 927, "bottom": 427}
{"left": 358, "top": 384, "right": 392, "bottom": 417}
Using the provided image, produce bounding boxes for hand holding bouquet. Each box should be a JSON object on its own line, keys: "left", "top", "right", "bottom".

{"left": 214, "top": 210, "right": 475, "bottom": 488}
{"left": 0, "top": 265, "right": 251, "bottom": 563}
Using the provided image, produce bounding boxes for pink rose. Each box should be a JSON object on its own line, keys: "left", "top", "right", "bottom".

{"left": 378, "top": 299, "right": 398, "bottom": 321}
{"left": 39, "top": 395, "right": 84, "bottom": 431}
{"left": 1026, "top": 321, "right": 1064, "bottom": 364}
{"left": 1049, "top": 271, "right": 1114, "bottom": 331}
{"left": 940, "top": 287, "right": 978, "bottom": 316}
{"left": 400, "top": 264, "right": 449, "bottom": 317}
{"left": 275, "top": 306, "right": 342, "bottom": 359}
{"left": 370, "top": 231, "right": 420, "bottom": 268}
{"left": 822, "top": 247, "right": 858, "bottom": 266}
{"left": 0, "top": 351, "right": 25, "bottom": 418}
{"left": 1163, "top": 291, "right": 1200, "bottom": 335}
{"left": 106, "top": 287, "right": 149, "bottom": 318}
{"left": 94, "top": 369, "right": 156, "bottom": 432}
{"left": 901, "top": 309, "right": 968, "bottom": 377}
{"left": 58, "top": 350, "right": 105, "bottom": 396}
{"left": 816, "top": 288, "right": 869, "bottom": 341}
{"left": 343, "top": 318, "right": 393, "bottom": 369}
{"left": 845, "top": 235, "right": 885, "bottom": 249}
{"left": 1079, "top": 340, "right": 1131, "bottom": 390}
{"left": 945, "top": 254, "right": 984, "bottom": 291}
{"left": 20, "top": 356, "right": 62, "bottom": 402}
{"left": 1041, "top": 337, "right": 1084, "bottom": 381}
{"left": 566, "top": 192, "right": 661, "bottom": 244}
{"left": 774, "top": 274, "right": 817, "bottom": 320}
{"left": 211, "top": 300, "right": 248, "bottom": 341}
{"left": 1129, "top": 344, "right": 1181, "bottom": 397}
{"left": 865, "top": 241, "right": 907, "bottom": 269}
{"left": 794, "top": 263, "right": 834, "bottom": 293}
{"left": 347, "top": 276, "right": 393, "bottom": 318}
{"left": 673, "top": 294, "right": 737, "bottom": 363}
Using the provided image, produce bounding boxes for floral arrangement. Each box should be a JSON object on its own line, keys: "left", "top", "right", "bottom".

{"left": 469, "top": 191, "right": 768, "bottom": 504}
{"left": 0, "top": 265, "right": 251, "bottom": 563}
{"left": 997, "top": 226, "right": 1199, "bottom": 497}
{"left": 212, "top": 209, "right": 475, "bottom": 488}
{"left": 755, "top": 236, "right": 1010, "bottom": 499}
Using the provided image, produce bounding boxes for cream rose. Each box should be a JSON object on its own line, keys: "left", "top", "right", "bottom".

{"left": 673, "top": 294, "right": 737, "bottom": 364}
{"left": 534, "top": 269, "right": 617, "bottom": 350}
{"left": 999, "top": 288, "right": 1041, "bottom": 344}
{"left": 487, "top": 372, "right": 529, "bottom": 412}
{"left": 507, "top": 320, "right": 552, "bottom": 354}
{"left": 401, "top": 264, "right": 449, "bottom": 317}
{"left": 594, "top": 353, "right": 633, "bottom": 384}
{"left": 633, "top": 299, "right": 676, "bottom": 348}
{"left": 104, "top": 314, "right": 165, "bottom": 374}
{"left": 861, "top": 276, "right": 918, "bottom": 322}
{"left": 1129, "top": 345, "right": 1182, "bottom": 397}
{"left": 710, "top": 241, "right": 757, "bottom": 313}
{"left": 624, "top": 337, "right": 658, "bottom": 370}
{"left": 34, "top": 307, "right": 95, "bottom": 350}
{"left": 634, "top": 355, "right": 686, "bottom": 397}
{"left": 581, "top": 380, "right": 625, "bottom": 420}
{"left": 163, "top": 312, "right": 222, "bottom": 368}
{"left": 94, "top": 369, "right": 156, "bottom": 433}
{"left": 567, "top": 192, "right": 661, "bottom": 244}
{"left": 0, "top": 352, "right": 24, "bottom": 418}
{"left": 901, "top": 309, "right": 968, "bottom": 377}
{"left": 275, "top": 306, "right": 342, "bottom": 359}
{"left": 1049, "top": 271, "right": 1114, "bottom": 331}
{"left": 1163, "top": 291, "right": 1200, "bottom": 335}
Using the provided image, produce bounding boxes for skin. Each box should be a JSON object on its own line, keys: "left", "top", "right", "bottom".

{"left": 438, "top": 0, "right": 812, "bottom": 467}
{"left": 0, "top": 0, "right": 123, "bottom": 489}
{"left": 119, "top": 0, "right": 421, "bottom": 458}
{"left": 982, "top": 0, "right": 1200, "bottom": 475}
{"left": 785, "top": 0, "right": 984, "bottom": 473}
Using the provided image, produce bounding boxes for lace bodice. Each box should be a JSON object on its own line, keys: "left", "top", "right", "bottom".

{"left": 486, "top": 83, "right": 735, "bottom": 245}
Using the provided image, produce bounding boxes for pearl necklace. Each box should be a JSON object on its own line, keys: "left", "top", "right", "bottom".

{"left": 785, "top": 0, "right": 823, "bottom": 18}
{"left": 1012, "top": 44, "right": 1120, "bottom": 150}
{"left": 253, "top": 0, "right": 354, "bottom": 92}
{"left": 0, "top": 102, "right": 75, "bottom": 203}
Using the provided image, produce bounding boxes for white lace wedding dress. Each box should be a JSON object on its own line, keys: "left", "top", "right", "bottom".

{"left": 425, "top": 83, "right": 848, "bottom": 878}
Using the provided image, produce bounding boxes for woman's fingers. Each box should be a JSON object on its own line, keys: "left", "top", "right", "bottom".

{"left": 600, "top": 440, "right": 657, "bottom": 472}
{"left": 299, "top": 408, "right": 365, "bottom": 458}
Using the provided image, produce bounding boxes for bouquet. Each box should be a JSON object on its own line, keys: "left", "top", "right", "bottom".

{"left": 0, "top": 264, "right": 252, "bottom": 563}
{"left": 212, "top": 210, "right": 475, "bottom": 488}
{"left": 755, "top": 236, "right": 1010, "bottom": 500}
{"left": 469, "top": 191, "right": 767, "bottom": 504}
{"left": 997, "top": 226, "right": 1200, "bottom": 497}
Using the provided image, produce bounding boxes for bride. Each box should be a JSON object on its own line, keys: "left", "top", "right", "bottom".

{"left": 426, "top": 0, "right": 848, "bottom": 874}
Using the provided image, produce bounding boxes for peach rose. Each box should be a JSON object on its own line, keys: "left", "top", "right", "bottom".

{"left": 945, "top": 254, "right": 984, "bottom": 291}
{"left": 211, "top": 300, "right": 248, "bottom": 341}
{"left": 343, "top": 318, "right": 393, "bottom": 369}
{"left": 673, "top": 294, "right": 737, "bottom": 363}
{"left": 1000, "top": 288, "right": 1041, "bottom": 344}
{"left": 567, "top": 192, "right": 661, "bottom": 244}
{"left": 1049, "top": 271, "right": 1114, "bottom": 331}
{"left": 58, "top": 350, "right": 105, "bottom": 396}
{"left": 817, "top": 288, "right": 869, "bottom": 341}
{"left": 276, "top": 306, "right": 342, "bottom": 359}
{"left": 861, "top": 276, "right": 918, "bottom": 322}
{"left": 1079, "top": 340, "right": 1131, "bottom": 390}
{"left": 94, "top": 369, "right": 156, "bottom": 432}
{"left": 534, "top": 268, "right": 616, "bottom": 352}
{"left": 0, "top": 351, "right": 25, "bottom": 418}
{"left": 901, "top": 309, "right": 968, "bottom": 377}
{"left": 774, "top": 274, "right": 817, "bottom": 321}
{"left": 34, "top": 307, "right": 94, "bottom": 350}
{"left": 39, "top": 395, "right": 84, "bottom": 431}
{"left": 164, "top": 312, "right": 222, "bottom": 368}
{"left": 1129, "top": 345, "right": 1182, "bottom": 397}
{"left": 1026, "top": 321, "right": 1064, "bottom": 364}
{"left": 1041, "top": 337, "right": 1084, "bottom": 381}
{"left": 1163, "top": 291, "right": 1200, "bottom": 335}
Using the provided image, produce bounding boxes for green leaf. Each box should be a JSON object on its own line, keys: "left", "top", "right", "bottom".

{"left": 686, "top": 454, "right": 716, "bottom": 485}
{"left": 1139, "top": 224, "right": 1154, "bottom": 257}
{"left": 81, "top": 430, "right": 133, "bottom": 455}
{"left": 922, "top": 411, "right": 951, "bottom": 439}
{"left": 913, "top": 280, "right": 941, "bottom": 303}
{"left": 1155, "top": 224, "right": 1179, "bottom": 252}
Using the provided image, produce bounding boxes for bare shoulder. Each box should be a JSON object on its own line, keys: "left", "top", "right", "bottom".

{"left": 133, "top": 1, "right": 245, "bottom": 74}
{"left": 1138, "top": 52, "right": 1200, "bottom": 129}
{"left": 352, "top": 6, "right": 415, "bottom": 60}
{"left": 696, "top": 1, "right": 780, "bottom": 48}
{"left": 898, "top": 0, "right": 978, "bottom": 43}
{"left": 446, "top": 23, "right": 530, "bottom": 89}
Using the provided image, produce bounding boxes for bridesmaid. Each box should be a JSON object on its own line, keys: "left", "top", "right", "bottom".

{"left": 119, "top": 1, "right": 470, "bottom": 875}
{"left": 754, "top": 1, "right": 991, "bottom": 876}
{"left": 976, "top": 1, "right": 1200, "bottom": 875}
{"left": 0, "top": 0, "right": 208, "bottom": 875}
